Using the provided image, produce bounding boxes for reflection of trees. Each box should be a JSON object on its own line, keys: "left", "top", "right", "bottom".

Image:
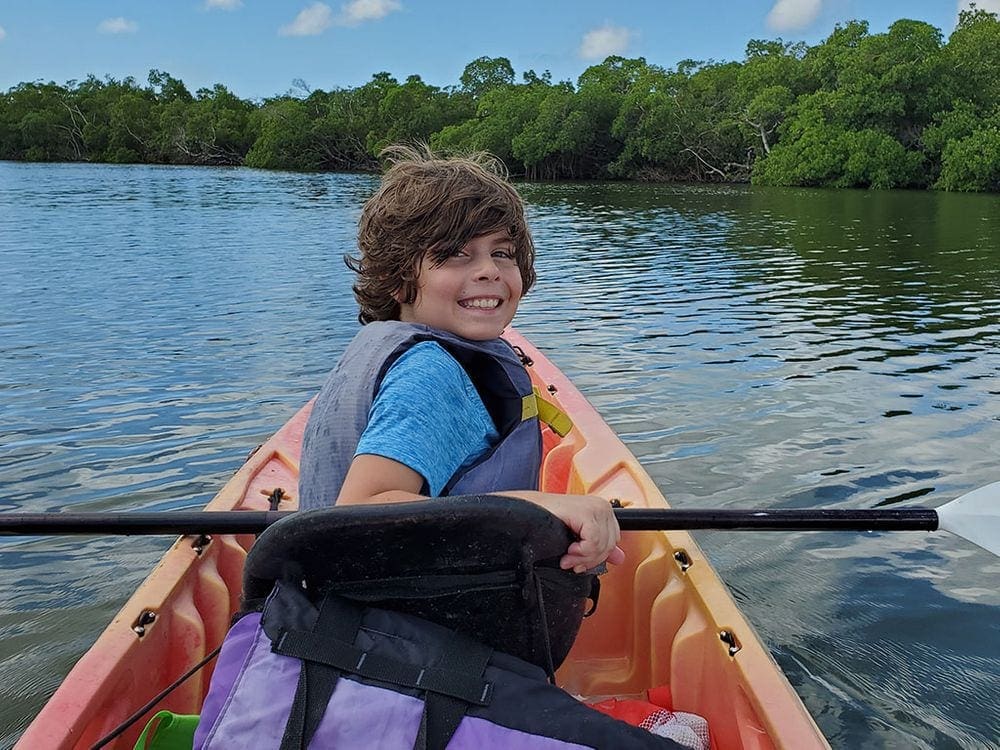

{"left": 519, "top": 181, "right": 745, "bottom": 283}
{"left": 519, "top": 181, "right": 999, "bottom": 350}
{"left": 735, "top": 187, "right": 1000, "bottom": 315}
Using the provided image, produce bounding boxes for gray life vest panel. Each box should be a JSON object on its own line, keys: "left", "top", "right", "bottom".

{"left": 298, "top": 321, "right": 542, "bottom": 509}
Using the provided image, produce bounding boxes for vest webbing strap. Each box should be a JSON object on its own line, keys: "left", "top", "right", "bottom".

{"left": 530, "top": 388, "right": 574, "bottom": 437}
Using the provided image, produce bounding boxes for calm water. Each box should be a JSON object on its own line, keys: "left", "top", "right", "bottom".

{"left": 1, "top": 162, "right": 998, "bottom": 749}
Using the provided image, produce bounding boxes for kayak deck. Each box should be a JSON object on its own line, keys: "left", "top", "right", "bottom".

{"left": 18, "top": 331, "right": 828, "bottom": 749}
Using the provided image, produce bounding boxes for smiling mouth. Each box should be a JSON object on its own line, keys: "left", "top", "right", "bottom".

{"left": 458, "top": 298, "right": 502, "bottom": 309}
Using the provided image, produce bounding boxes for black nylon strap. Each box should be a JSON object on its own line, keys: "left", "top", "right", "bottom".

{"left": 413, "top": 630, "right": 494, "bottom": 750}
{"left": 275, "top": 630, "right": 493, "bottom": 706}
{"left": 414, "top": 694, "right": 476, "bottom": 750}
{"left": 278, "top": 660, "right": 339, "bottom": 750}
{"left": 277, "top": 593, "right": 364, "bottom": 750}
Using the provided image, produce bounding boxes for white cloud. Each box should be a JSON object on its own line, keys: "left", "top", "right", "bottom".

{"left": 0, "top": 26, "right": 6, "bottom": 42}
{"left": 579, "top": 24, "right": 632, "bottom": 60}
{"left": 280, "top": 3, "right": 334, "bottom": 36}
{"left": 766, "top": 0, "right": 822, "bottom": 32}
{"left": 205, "top": 0, "right": 243, "bottom": 9}
{"left": 280, "top": 0, "right": 399, "bottom": 35}
{"left": 957, "top": 0, "right": 1000, "bottom": 15}
{"left": 338, "top": 0, "right": 401, "bottom": 26}
{"left": 98, "top": 17, "right": 138, "bottom": 34}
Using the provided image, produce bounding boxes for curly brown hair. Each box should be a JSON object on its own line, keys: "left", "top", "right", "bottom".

{"left": 347, "top": 144, "right": 536, "bottom": 323}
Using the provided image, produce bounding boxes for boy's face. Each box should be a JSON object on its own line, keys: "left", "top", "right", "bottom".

{"left": 398, "top": 229, "right": 523, "bottom": 340}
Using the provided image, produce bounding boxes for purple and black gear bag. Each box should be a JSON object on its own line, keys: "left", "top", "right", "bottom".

{"left": 193, "top": 495, "right": 682, "bottom": 749}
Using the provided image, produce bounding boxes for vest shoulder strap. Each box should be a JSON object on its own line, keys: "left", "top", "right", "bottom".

{"left": 523, "top": 387, "right": 574, "bottom": 437}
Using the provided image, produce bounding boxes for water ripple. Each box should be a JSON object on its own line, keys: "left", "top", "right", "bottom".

{"left": 2, "top": 166, "right": 999, "bottom": 747}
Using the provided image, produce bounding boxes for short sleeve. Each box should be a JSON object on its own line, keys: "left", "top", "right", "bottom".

{"left": 355, "top": 341, "right": 499, "bottom": 496}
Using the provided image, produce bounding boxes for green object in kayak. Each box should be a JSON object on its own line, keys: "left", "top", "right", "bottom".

{"left": 133, "top": 711, "right": 199, "bottom": 750}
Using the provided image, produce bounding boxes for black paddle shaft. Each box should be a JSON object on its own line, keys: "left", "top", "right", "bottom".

{"left": 0, "top": 507, "right": 940, "bottom": 536}
{"left": 0, "top": 511, "right": 293, "bottom": 536}
{"left": 615, "top": 507, "right": 940, "bottom": 531}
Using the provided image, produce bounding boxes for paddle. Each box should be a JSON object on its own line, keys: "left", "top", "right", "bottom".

{"left": 1, "top": 482, "right": 997, "bottom": 556}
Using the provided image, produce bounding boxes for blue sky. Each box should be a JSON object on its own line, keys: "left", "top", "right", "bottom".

{"left": 0, "top": 1, "right": 996, "bottom": 100}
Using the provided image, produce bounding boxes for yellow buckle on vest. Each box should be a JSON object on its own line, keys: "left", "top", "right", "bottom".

{"left": 523, "top": 387, "right": 574, "bottom": 437}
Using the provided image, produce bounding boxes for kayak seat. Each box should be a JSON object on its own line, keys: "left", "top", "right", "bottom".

{"left": 240, "top": 493, "right": 599, "bottom": 672}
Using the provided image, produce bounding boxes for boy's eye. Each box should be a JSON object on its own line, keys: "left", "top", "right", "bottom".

{"left": 492, "top": 249, "right": 515, "bottom": 260}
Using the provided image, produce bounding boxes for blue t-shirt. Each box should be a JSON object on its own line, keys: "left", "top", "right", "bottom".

{"left": 355, "top": 341, "right": 500, "bottom": 495}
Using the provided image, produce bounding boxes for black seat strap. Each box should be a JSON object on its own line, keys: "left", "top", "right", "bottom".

{"left": 278, "top": 593, "right": 364, "bottom": 750}
{"left": 412, "top": 628, "right": 494, "bottom": 750}
{"left": 275, "top": 630, "right": 494, "bottom": 706}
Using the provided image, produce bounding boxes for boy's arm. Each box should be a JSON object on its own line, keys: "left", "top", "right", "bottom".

{"left": 337, "top": 454, "right": 624, "bottom": 573}
{"left": 337, "top": 454, "right": 426, "bottom": 505}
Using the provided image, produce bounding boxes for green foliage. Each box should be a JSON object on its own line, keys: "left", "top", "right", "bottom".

{"left": 432, "top": 80, "right": 550, "bottom": 165}
{"left": 754, "top": 93, "right": 923, "bottom": 188}
{"left": 737, "top": 39, "right": 811, "bottom": 156}
{"left": 836, "top": 20, "right": 949, "bottom": 142}
{"left": 936, "top": 110, "right": 1000, "bottom": 191}
{"left": 610, "top": 60, "right": 750, "bottom": 181}
{"left": 2, "top": 13, "right": 999, "bottom": 191}
{"left": 756, "top": 15, "right": 980, "bottom": 190}
{"left": 922, "top": 101, "right": 980, "bottom": 169}
{"left": 0, "top": 73, "right": 257, "bottom": 166}
{"left": 370, "top": 75, "right": 472, "bottom": 155}
{"left": 0, "top": 82, "right": 84, "bottom": 160}
{"left": 306, "top": 88, "right": 377, "bottom": 171}
{"left": 244, "top": 98, "right": 315, "bottom": 170}
{"left": 460, "top": 57, "right": 515, "bottom": 98}
{"left": 945, "top": 7, "right": 1000, "bottom": 111}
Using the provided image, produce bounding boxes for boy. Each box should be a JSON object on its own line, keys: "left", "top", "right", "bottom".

{"left": 299, "top": 145, "right": 623, "bottom": 574}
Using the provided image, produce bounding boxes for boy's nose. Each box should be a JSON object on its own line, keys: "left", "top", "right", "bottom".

{"left": 473, "top": 257, "right": 501, "bottom": 280}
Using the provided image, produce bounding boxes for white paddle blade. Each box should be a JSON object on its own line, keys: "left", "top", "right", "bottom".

{"left": 936, "top": 481, "right": 1000, "bottom": 558}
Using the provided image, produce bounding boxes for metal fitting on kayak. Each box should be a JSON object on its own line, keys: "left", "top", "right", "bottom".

{"left": 719, "top": 629, "right": 742, "bottom": 656}
{"left": 674, "top": 550, "right": 692, "bottom": 572}
{"left": 190, "top": 534, "right": 212, "bottom": 555}
{"left": 132, "top": 610, "right": 157, "bottom": 637}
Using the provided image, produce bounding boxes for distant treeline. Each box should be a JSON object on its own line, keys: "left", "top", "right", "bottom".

{"left": 3, "top": 9, "right": 999, "bottom": 191}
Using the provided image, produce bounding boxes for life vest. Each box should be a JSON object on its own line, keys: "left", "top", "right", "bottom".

{"left": 193, "top": 496, "right": 682, "bottom": 750}
{"left": 299, "top": 322, "right": 547, "bottom": 510}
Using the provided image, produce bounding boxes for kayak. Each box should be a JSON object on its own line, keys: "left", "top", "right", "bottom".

{"left": 18, "top": 330, "right": 830, "bottom": 749}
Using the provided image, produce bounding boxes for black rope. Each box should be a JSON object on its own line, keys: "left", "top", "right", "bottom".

{"left": 90, "top": 644, "right": 221, "bottom": 750}
{"left": 532, "top": 571, "right": 557, "bottom": 684}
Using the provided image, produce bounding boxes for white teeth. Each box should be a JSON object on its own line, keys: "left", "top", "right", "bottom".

{"left": 461, "top": 298, "right": 500, "bottom": 309}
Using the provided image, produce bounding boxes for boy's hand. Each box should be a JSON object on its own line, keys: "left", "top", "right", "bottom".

{"left": 510, "top": 491, "right": 625, "bottom": 573}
